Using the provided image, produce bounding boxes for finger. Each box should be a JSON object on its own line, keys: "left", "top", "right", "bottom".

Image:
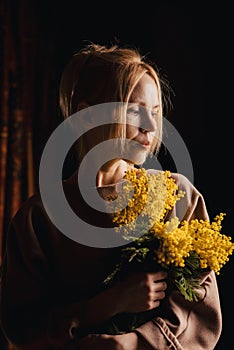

{"left": 153, "top": 271, "right": 168, "bottom": 281}
{"left": 146, "top": 271, "right": 167, "bottom": 283}
{"left": 149, "top": 289, "right": 165, "bottom": 300}
{"left": 153, "top": 280, "right": 167, "bottom": 291}
{"left": 155, "top": 290, "right": 166, "bottom": 300}
{"left": 146, "top": 299, "right": 160, "bottom": 310}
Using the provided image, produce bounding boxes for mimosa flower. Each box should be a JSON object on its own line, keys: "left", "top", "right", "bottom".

{"left": 105, "top": 168, "right": 234, "bottom": 300}
{"left": 103, "top": 168, "right": 234, "bottom": 334}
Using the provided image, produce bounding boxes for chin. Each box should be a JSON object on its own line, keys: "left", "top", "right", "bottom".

{"left": 122, "top": 144, "right": 149, "bottom": 165}
{"left": 130, "top": 152, "right": 148, "bottom": 165}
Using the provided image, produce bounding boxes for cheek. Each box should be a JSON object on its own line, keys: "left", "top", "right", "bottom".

{"left": 126, "top": 125, "right": 138, "bottom": 139}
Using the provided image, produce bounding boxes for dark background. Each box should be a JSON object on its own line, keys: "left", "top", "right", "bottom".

{"left": 2, "top": 0, "right": 234, "bottom": 348}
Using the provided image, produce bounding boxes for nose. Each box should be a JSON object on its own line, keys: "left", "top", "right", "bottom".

{"left": 139, "top": 109, "right": 157, "bottom": 133}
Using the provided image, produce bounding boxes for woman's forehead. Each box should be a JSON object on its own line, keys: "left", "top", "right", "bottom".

{"left": 129, "top": 74, "right": 159, "bottom": 107}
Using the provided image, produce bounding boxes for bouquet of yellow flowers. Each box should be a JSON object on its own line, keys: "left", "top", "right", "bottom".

{"left": 99, "top": 168, "right": 234, "bottom": 334}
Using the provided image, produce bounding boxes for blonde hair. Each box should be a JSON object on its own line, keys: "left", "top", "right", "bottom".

{"left": 59, "top": 43, "right": 170, "bottom": 162}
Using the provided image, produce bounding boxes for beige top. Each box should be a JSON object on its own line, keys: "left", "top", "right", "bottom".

{"left": 0, "top": 169, "right": 222, "bottom": 349}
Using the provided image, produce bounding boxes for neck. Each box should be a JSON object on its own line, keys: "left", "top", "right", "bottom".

{"left": 96, "top": 159, "right": 134, "bottom": 187}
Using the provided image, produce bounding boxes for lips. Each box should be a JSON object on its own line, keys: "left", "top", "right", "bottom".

{"left": 126, "top": 137, "right": 152, "bottom": 150}
{"left": 136, "top": 138, "right": 151, "bottom": 147}
{"left": 134, "top": 141, "right": 151, "bottom": 149}
{"left": 142, "top": 140, "right": 151, "bottom": 146}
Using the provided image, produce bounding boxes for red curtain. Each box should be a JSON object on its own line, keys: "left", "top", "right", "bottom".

{"left": 0, "top": 0, "right": 36, "bottom": 265}
{"left": 0, "top": 0, "right": 61, "bottom": 265}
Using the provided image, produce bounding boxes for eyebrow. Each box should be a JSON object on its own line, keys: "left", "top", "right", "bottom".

{"left": 141, "top": 104, "right": 160, "bottom": 111}
{"left": 128, "top": 102, "right": 159, "bottom": 109}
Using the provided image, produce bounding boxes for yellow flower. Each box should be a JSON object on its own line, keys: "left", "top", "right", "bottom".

{"left": 106, "top": 167, "right": 234, "bottom": 302}
{"left": 187, "top": 213, "right": 234, "bottom": 274}
{"left": 109, "top": 168, "right": 185, "bottom": 236}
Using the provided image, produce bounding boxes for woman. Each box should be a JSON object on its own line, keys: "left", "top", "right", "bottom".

{"left": 0, "top": 43, "right": 222, "bottom": 350}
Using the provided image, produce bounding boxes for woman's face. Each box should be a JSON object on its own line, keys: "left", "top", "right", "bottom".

{"left": 125, "top": 73, "right": 159, "bottom": 165}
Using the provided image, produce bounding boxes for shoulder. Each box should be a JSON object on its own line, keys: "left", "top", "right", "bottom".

{"left": 146, "top": 169, "right": 208, "bottom": 221}
{"left": 12, "top": 193, "right": 45, "bottom": 223}
{"left": 170, "top": 172, "right": 199, "bottom": 195}
{"left": 8, "top": 193, "right": 55, "bottom": 241}
{"left": 146, "top": 168, "right": 199, "bottom": 194}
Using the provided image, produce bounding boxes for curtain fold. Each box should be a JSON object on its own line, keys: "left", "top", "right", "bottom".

{"left": 0, "top": 0, "right": 62, "bottom": 266}
{"left": 0, "top": 2, "right": 61, "bottom": 348}
{"left": 0, "top": 0, "right": 36, "bottom": 265}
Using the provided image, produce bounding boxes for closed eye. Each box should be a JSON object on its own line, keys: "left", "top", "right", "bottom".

{"left": 126, "top": 104, "right": 159, "bottom": 121}
{"left": 127, "top": 106, "right": 140, "bottom": 116}
{"left": 151, "top": 110, "right": 159, "bottom": 118}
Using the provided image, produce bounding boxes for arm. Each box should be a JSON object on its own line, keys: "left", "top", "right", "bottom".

{"left": 0, "top": 197, "right": 166, "bottom": 350}
{"left": 0, "top": 198, "right": 123, "bottom": 350}
{"left": 0, "top": 214, "right": 82, "bottom": 350}
{"left": 134, "top": 270, "right": 222, "bottom": 350}
{"left": 132, "top": 173, "right": 222, "bottom": 350}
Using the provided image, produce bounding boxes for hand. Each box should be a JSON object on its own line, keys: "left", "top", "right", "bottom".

{"left": 77, "top": 332, "right": 147, "bottom": 350}
{"left": 83, "top": 270, "right": 167, "bottom": 329}
{"left": 113, "top": 270, "right": 167, "bottom": 313}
